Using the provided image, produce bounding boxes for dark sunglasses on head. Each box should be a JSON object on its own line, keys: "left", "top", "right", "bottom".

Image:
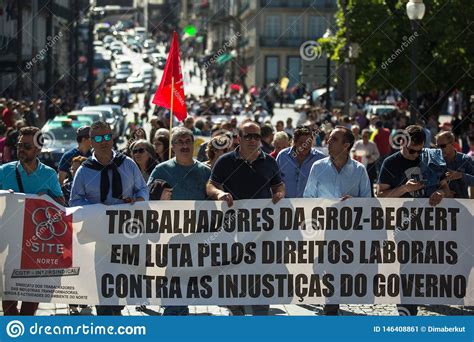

{"left": 92, "top": 133, "right": 112, "bottom": 143}
{"left": 132, "top": 148, "right": 146, "bottom": 154}
{"left": 17, "top": 142, "right": 34, "bottom": 150}
{"left": 242, "top": 133, "right": 261, "bottom": 141}
{"left": 407, "top": 147, "right": 423, "bottom": 155}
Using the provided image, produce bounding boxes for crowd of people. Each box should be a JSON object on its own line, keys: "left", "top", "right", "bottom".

{"left": 1, "top": 88, "right": 474, "bottom": 316}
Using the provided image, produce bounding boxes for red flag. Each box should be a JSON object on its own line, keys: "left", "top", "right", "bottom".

{"left": 152, "top": 31, "right": 187, "bottom": 121}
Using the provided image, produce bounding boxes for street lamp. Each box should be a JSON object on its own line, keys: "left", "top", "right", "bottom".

{"left": 406, "top": 0, "right": 425, "bottom": 123}
{"left": 323, "top": 28, "right": 333, "bottom": 111}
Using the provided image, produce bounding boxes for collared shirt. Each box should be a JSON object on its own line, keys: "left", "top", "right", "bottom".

{"left": 276, "top": 147, "right": 326, "bottom": 198}
{"left": 0, "top": 160, "right": 63, "bottom": 197}
{"left": 303, "top": 156, "right": 371, "bottom": 198}
{"left": 211, "top": 147, "right": 283, "bottom": 200}
{"left": 147, "top": 158, "right": 211, "bottom": 200}
{"left": 445, "top": 152, "right": 474, "bottom": 199}
{"left": 70, "top": 151, "right": 149, "bottom": 206}
{"left": 58, "top": 147, "right": 92, "bottom": 174}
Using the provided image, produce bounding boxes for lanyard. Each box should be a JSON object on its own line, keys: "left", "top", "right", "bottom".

{"left": 15, "top": 162, "right": 25, "bottom": 193}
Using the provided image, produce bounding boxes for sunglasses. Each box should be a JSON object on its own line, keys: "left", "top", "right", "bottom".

{"left": 242, "top": 133, "right": 261, "bottom": 141}
{"left": 17, "top": 142, "right": 34, "bottom": 150}
{"left": 132, "top": 148, "right": 146, "bottom": 154}
{"left": 436, "top": 143, "right": 449, "bottom": 149}
{"left": 407, "top": 147, "right": 423, "bottom": 155}
{"left": 92, "top": 134, "right": 112, "bottom": 143}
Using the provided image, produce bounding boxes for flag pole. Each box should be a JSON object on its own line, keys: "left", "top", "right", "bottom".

{"left": 169, "top": 76, "right": 174, "bottom": 160}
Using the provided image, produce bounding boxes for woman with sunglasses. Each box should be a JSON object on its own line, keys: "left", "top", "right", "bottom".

{"left": 130, "top": 139, "right": 157, "bottom": 182}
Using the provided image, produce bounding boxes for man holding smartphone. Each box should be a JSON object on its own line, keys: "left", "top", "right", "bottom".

{"left": 377, "top": 125, "right": 451, "bottom": 316}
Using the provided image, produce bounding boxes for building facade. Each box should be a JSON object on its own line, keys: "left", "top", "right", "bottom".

{"left": 0, "top": 0, "right": 84, "bottom": 98}
{"left": 204, "top": 0, "right": 337, "bottom": 88}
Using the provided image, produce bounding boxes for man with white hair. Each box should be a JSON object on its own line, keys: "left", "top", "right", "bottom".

{"left": 270, "top": 131, "right": 290, "bottom": 158}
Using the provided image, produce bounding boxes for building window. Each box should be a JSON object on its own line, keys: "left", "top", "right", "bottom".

{"left": 287, "top": 57, "right": 301, "bottom": 87}
{"left": 264, "top": 15, "right": 280, "bottom": 37}
{"left": 287, "top": 15, "right": 302, "bottom": 38}
{"left": 265, "top": 56, "right": 279, "bottom": 84}
{"left": 308, "top": 15, "right": 326, "bottom": 38}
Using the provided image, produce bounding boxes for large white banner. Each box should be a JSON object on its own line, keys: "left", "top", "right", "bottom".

{"left": 1, "top": 191, "right": 473, "bottom": 306}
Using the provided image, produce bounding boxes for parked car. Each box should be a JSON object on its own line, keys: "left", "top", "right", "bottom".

{"left": 96, "top": 104, "right": 126, "bottom": 135}
{"left": 110, "top": 84, "right": 133, "bottom": 108}
{"left": 82, "top": 106, "right": 120, "bottom": 138}
{"left": 39, "top": 117, "right": 91, "bottom": 169}
{"left": 365, "top": 104, "right": 397, "bottom": 118}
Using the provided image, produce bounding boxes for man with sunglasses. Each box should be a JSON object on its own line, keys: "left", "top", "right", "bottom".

{"left": 377, "top": 125, "right": 451, "bottom": 316}
{"left": 0, "top": 126, "right": 65, "bottom": 315}
{"left": 207, "top": 121, "right": 285, "bottom": 316}
{"left": 70, "top": 121, "right": 148, "bottom": 316}
{"left": 435, "top": 131, "right": 474, "bottom": 199}
{"left": 58, "top": 126, "right": 92, "bottom": 186}
{"left": 303, "top": 126, "right": 371, "bottom": 316}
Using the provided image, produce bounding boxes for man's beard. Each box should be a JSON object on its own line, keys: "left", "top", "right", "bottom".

{"left": 18, "top": 152, "right": 35, "bottom": 163}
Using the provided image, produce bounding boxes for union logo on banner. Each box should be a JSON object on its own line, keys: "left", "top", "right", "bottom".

{"left": 12, "top": 198, "right": 79, "bottom": 278}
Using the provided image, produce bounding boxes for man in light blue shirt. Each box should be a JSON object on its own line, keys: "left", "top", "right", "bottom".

{"left": 70, "top": 121, "right": 148, "bottom": 316}
{"left": 303, "top": 126, "right": 371, "bottom": 315}
{"left": 304, "top": 126, "right": 371, "bottom": 199}
{"left": 276, "top": 126, "right": 326, "bottom": 198}
{"left": 70, "top": 124, "right": 149, "bottom": 207}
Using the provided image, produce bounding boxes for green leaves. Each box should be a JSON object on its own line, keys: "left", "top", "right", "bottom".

{"left": 331, "top": 0, "right": 473, "bottom": 94}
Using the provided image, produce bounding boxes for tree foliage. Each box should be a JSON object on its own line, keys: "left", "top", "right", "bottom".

{"left": 328, "top": 0, "right": 473, "bottom": 97}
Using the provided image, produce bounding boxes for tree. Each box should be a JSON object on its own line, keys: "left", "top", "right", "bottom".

{"left": 325, "top": 0, "right": 473, "bottom": 115}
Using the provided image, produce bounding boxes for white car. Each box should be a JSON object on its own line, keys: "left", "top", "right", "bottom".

{"left": 143, "top": 39, "right": 156, "bottom": 48}
{"left": 110, "top": 84, "right": 133, "bottom": 107}
{"left": 134, "top": 27, "right": 147, "bottom": 41}
{"left": 82, "top": 106, "right": 119, "bottom": 138}
{"left": 127, "top": 77, "right": 145, "bottom": 93}
{"left": 366, "top": 104, "right": 397, "bottom": 117}
{"left": 140, "top": 68, "right": 154, "bottom": 85}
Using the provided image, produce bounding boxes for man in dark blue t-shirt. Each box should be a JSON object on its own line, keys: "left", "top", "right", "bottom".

{"left": 57, "top": 126, "right": 91, "bottom": 185}
{"left": 377, "top": 125, "right": 451, "bottom": 316}
{"left": 207, "top": 121, "right": 285, "bottom": 316}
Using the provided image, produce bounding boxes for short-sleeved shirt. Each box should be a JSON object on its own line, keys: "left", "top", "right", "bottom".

{"left": 58, "top": 147, "right": 92, "bottom": 175}
{"left": 0, "top": 160, "right": 63, "bottom": 197}
{"left": 378, "top": 151, "right": 425, "bottom": 198}
{"left": 211, "top": 148, "right": 283, "bottom": 200}
{"left": 147, "top": 158, "right": 211, "bottom": 200}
